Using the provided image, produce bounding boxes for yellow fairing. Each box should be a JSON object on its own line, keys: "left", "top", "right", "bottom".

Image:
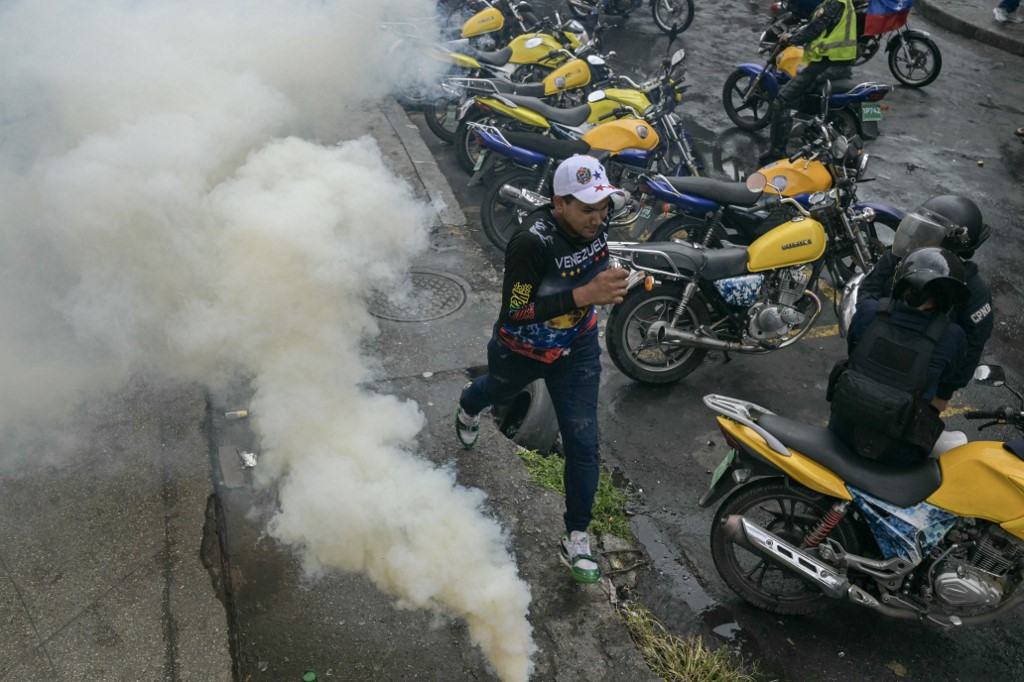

{"left": 776, "top": 46, "right": 805, "bottom": 77}
{"left": 462, "top": 8, "right": 504, "bottom": 38}
{"left": 603, "top": 88, "right": 652, "bottom": 114}
{"left": 719, "top": 418, "right": 852, "bottom": 500}
{"left": 586, "top": 98, "right": 627, "bottom": 124}
{"left": 508, "top": 33, "right": 565, "bottom": 65}
{"left": 927, "top": 443, "right": 1024, "bottom": 538}
{"left": 582, "top": 119, "right": 660, "bottom": 152}
{"left": 477, "top": 97, "right": 551, "bottom": 128}
{"left": 758, "top": 159, "right": 832, "bottom": 196}
{"left": 542, "top": 59, "right": 591, "bottom": 95}
{"left": 563, "top": 30, "right": 583, "bottom": 50}
{"left": 746, "top": 218, "right": 827, "bottom": 272}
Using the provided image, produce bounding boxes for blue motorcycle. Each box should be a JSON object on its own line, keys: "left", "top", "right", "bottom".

{"left": 722, "top": 43, "right": 893, "bottom": 141}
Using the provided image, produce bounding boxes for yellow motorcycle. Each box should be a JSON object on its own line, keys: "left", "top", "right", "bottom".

{"left": 604, "top": 179, "right": 866, "bottom": 384}
{"left": 699, "top": 363, "right": 1024, "bottom": 626}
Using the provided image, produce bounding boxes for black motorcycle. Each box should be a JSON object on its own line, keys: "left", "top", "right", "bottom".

{"left": 566, "top": 0, "right": 694, "bottom": 36}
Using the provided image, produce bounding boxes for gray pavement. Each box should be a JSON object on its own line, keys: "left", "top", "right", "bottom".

{"left": 918, "top": 0, "right": 1024, "bottom": 56}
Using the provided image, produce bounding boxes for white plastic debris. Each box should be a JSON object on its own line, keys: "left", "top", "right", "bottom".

{"left": 239, "top": 451, "right": 258, "bottom": 468}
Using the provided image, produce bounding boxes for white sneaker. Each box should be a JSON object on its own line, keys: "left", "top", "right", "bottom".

{"left": 994, "top": 7, "right": 1010, "bottom": 22}
{"left": 559, "top": 531, "right": 601, "bottom": 584}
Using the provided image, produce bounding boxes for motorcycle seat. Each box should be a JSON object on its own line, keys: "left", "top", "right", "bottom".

{"left": 630, "top": 241, "right": 749, "bottom": 280}
{"left": 502, "top": 131, "right": 594, "bottom": 160}
{"left": 491, "top": 79, "right": 548, "bottom": 98}
{"left": 664, "top": 177, "right": 763, "bottom": 208}
{"left": 471, "top": 46, "right": 513, "bottom": 67}
{"left": 830, "top": 78, "right": 859, "bottom": 93}
{"left": 756, "top": 413, "right": 943, "bottom": 508}
{"left": 495, "top": 94, "right": 592, "bottom": 127}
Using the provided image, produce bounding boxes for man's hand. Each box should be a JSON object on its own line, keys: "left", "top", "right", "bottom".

{"left": 573, "top": 267, "right": 630, "bottom": 307}
{"left": 779, "top": 31, "right": 792, "bottom": 46}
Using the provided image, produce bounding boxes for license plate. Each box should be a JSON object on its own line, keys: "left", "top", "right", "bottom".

{"left": 472, "top": 150, "right": 487, "bottom": 172}
{"left": 709, "top": 450, "right": 736, "bottom": 489}
{"left": 861, "top": 103, "right": 882, "bottom": 122}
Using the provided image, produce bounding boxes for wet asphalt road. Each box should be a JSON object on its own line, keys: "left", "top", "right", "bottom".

{"left": 411, "top": 2, "right": 1024, "bottom": 680}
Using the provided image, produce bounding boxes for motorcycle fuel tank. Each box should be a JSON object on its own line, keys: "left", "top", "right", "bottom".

{"left": 582, "top": 118, "right": 660, "bottom": 152}
{"left": 758, "top": 158, "right": 832, "bottom": 197}
{"left": 462, "top": 7, "right": 504, "bottom": 38}
{"left": 928, "top": 443, "right": 1024, "bottom": 539}
{"left": 508, "top": 33, "right": 564, "bottom": 65}
{"left": 542, "top": 58, "right": 591, "bottom": 95}
{"left": 746, "top": 216, "right": 826, "bottom": 272}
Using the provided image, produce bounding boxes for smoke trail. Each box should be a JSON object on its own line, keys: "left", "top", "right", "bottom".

{"left": 0, "top": 1, "right": 535, "bottom": 679}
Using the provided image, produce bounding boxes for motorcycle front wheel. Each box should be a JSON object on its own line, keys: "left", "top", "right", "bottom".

{"left": 888, "top": 33, "right": 942, "bottom": 88}
{"left": 710, "top": 479, "right": 863, "bottom": 615}
{"left": 651, "top": 0, "right": 695, "bottom": 35}
{"left": 605, "top": 282, "right": 710, "bottom": 384}
{"left": 722, "top": 70, "right": 773, "bottom": 131}
{"left": 481, "top": 168, "right": 550, "bottom": 251}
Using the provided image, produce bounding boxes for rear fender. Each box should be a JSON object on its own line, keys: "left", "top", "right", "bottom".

{"left": 699, "top": 446, "right": 783, "bottom": 509}
{"left": 475, "top": 129, "right": 548, "bottom": 166}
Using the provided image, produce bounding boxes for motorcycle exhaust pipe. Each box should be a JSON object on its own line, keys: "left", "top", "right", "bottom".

{"left": 720, "top": 515, "right": 849, "bottom": 598}
{"left": 498, "top": 184, "right": 549, "bottom": 212}
{"left": 647, "top": 321, "right": 753, "bottom": 353}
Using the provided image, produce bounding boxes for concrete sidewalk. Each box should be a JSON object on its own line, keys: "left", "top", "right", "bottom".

{"left": 917, "top": 0, "right": 1024, "bottom": 57}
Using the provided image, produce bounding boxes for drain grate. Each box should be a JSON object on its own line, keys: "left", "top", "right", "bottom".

{"left": 369, "top": 269, "right": 470, "bottom": 322}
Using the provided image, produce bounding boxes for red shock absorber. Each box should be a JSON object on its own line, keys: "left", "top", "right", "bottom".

{"left": 802, "top": 501, "right": 850, "bottom": 548}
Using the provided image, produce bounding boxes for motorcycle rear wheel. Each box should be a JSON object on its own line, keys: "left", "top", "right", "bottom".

{"left": 723, "top": 70, "right": 773, "bottom": 131}
{"left": 888, "top": 34, "right": 941, "bottom": 88}
{"left": 481, "top": 168, "right": 550, "bottom": 251}
{"left": 651, "top": 0, "right": 695, "bottom": 35}
{"left": 454, "top": 108, "right": 496, "bottom": 174}
{"left": 424, "top": 95, "right": 460, "bottom": 144}
{"left": 710, "top": 479, "right": 863, "bottom": 615}
{"left": 605, "top": 282, "right": 710, "bottom": 384}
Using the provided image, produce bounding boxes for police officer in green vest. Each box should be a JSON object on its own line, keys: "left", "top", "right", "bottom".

{"left": 759, "top": 0, "right": 858, "bottom": 165}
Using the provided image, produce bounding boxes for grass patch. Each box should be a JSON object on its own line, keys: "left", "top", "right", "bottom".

{"left": 620, "top": 603, "right": 761, "bottom": 682}
{"left": 516, "top": 448, "right": 631, "bottom": 538}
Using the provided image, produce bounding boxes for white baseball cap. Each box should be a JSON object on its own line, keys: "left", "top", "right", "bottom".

{"left": 552, "top": 155, "right": 624, "bottom": 205}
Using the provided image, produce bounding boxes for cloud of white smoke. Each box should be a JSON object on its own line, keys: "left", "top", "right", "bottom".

{"left": 0, "top": 1, "right": 534, "bottom": 679}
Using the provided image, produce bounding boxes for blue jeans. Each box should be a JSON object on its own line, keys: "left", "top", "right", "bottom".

{"left": 999, "top": 0, "right": 1020, "bottom": 11}
{"left": 460, "top": 328, "right": 602, "bottom": 534}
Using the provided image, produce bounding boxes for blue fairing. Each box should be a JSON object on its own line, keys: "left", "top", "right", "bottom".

{"left": 855, "top": 201, "right": 904, "bottom": 224}
{"left": 645, "top": 176, "right": 719, "bottom": 215}
{"left": 477, "top": 130, "right": 547, "bottom": 166}
{"left": 616, "top": 148, "right": 653, "bottom": 168}
{"left": 848, "top": 485, "right": 958, "bottom": 564}
{"left": 734, "top": 63, "right": 780, "bottom": 98}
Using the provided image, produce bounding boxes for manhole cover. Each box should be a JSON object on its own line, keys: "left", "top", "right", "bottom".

{"left": 369, "top": 269, "right": 469, "bottom": 322}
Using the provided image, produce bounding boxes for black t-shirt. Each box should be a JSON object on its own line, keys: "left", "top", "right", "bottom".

{"left": 497, "top": 208, "right": 610, "bottom": 363}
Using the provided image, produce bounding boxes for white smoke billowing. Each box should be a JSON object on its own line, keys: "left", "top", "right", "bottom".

{"left": 0, "top": 1, "right": 535, "bottom": 679}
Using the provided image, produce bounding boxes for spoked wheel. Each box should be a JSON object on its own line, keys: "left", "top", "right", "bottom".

{"left": 605, "top": 282, "right": 710, "bottom": 384}
{"left": 651, "top": 0, "right": 695, "bottom": 35}
{"left": 648, "top": 214, "right": 724, "bottom": 247}
{"left": 454, "top": 108, "right": 498, "bottom": 174}
{"left": 888, "top": 34, "right": 942, "bottom": 88}
{"left": 481, "top": 169, "right": 550, "bottom": 251}
{"left": 710, "top": 479, "right": 862, "bottom": 615}
{"left": 854, "top": 36, "right": 881, "bottom": 66}
{"left": 824, "top": 108, "right": 859, "bottom": 142}
{"left": 722, "top": 70, "right": 773, "bottom": 131}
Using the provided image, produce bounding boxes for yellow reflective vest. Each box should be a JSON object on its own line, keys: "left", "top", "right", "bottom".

{"left": 805, "top": 0, "right": 857, "bottom": 63}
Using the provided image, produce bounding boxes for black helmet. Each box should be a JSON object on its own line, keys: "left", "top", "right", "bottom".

{"left": 891, "top": 195, "right": 989, "bottom": 258}
{"left": 892, "top": 247, "right": 970, "bottom": 310}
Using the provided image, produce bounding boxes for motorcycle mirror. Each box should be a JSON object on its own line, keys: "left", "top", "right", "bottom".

{"left": 587, "top": 90, "right": 607, "bottom": 103}
{"left": 745, "top": 172, "right": 768, "bottom": 192}
{"left": 974, "top": 365, "right": 1006, "bottom": 387}
{"left": 670, "top": 49, "right": 686, "bottom": 67}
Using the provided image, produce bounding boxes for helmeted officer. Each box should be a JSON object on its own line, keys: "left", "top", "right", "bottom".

{"left": 858, "top": 194, "right": 994, "bottom": 411}
{"left": 828, "top": 247, "right": 970, "bottom": 465}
